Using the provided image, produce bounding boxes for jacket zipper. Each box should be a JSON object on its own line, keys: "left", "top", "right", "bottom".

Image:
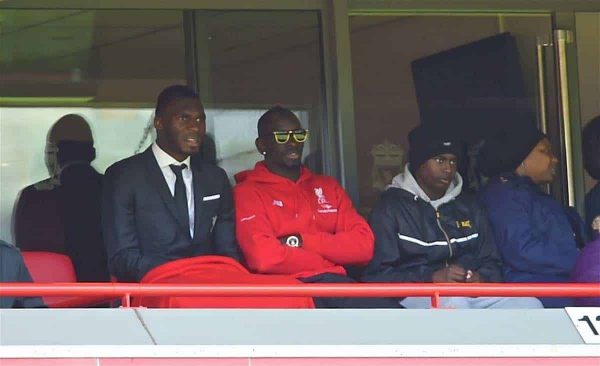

{"left": 435, "top": 210, "right": 453, "bottom": 265}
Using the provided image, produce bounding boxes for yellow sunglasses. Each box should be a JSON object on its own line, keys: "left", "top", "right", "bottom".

{"left": 272, "top": 129, "right": 309, "bottom": 144}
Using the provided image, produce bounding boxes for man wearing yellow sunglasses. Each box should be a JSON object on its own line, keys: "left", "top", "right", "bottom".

{"left": 233, "top": 106, "right": 399, "bottom": 308}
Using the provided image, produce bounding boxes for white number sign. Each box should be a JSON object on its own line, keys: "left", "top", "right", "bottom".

{"left": 566, "top": 307, "right": 600, "bottom": 344}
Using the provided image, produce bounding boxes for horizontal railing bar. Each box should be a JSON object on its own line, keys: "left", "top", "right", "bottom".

{"left": 0, "top": 283, "right": 598, "bottom": 298}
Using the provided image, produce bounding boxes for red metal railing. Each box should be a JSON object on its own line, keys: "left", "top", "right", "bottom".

{"left": 1, "top": 282, "right": 598, "bottom": 308}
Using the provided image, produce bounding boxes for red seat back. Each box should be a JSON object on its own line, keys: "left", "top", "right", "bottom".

{"left": 22, "top": 251, "right": 76, "bottom": 282}
{"left": 21, "top": 251, "right": 76, "bottom": 307}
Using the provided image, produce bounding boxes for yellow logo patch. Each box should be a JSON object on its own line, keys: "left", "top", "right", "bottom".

{"left": 456, "top": 220, "right": 472, "bottom": 228}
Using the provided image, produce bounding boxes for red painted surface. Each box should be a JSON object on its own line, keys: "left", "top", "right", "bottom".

{"left": 1, "top": 282, "right": 598, "bottom": 298}
{"left": 0, "top": 360, "right": 97, "bottom": 366}
{"left": 1, "top": 358, "right": 599, "bottom": 366}
{"left": 1, "top": 282, "right": 597, "bottom": 309}
{"left": 101, "top": 359, "right": 246, "bottom": 366}
{"left": 251, "top": 358, "right": 600, "bottom": 366}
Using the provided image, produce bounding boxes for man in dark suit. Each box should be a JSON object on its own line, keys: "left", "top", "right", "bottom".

{"left": 58, "top": 140, "right": 109, "bottom": 283}
{"left": 102, "top": 85, "right": 240, "bottom": 282}
{"left": 15, "top": 114, "right": 95, "bottom": 253}
{"left": 15, "top": 114, "right": 109, "bottom": 283}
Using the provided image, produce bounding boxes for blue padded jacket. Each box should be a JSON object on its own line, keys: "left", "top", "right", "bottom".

{"left": 479, "top": 174, "right": 584, "bottom": 307}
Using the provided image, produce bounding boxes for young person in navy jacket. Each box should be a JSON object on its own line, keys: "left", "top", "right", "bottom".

{"left": 363, "top": 124, "right": 542, "bottom": 309}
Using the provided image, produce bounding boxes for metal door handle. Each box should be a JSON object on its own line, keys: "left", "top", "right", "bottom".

{"left": 554, "top": 29, "right": 575, "bottom": 207}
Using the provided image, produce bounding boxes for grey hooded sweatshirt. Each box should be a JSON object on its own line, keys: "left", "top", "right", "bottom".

{"left": 363, "top": 164, "right": 503, "bottom": 284}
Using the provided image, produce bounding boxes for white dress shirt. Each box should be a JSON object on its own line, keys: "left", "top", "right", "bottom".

{"left": 152, "top": 142, "right": 195, "bottom": 238}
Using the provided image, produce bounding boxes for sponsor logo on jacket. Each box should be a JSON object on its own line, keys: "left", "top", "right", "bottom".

{"left": 314, "top": 187, "right": 337, "bottom": 213}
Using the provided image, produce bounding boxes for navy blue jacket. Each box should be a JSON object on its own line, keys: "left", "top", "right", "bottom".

{"left": 480, "top": 174, "right": 583, "bottom": 307}
{"left": 363, "top": 179, "right": 502, "bottom": 285}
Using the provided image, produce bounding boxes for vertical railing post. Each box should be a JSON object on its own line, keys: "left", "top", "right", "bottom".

{"left": 121, "top": 293, "right": 131, "bottom": 308}
{"left": 431, "top": 291, "right": 441, "bottom": 309}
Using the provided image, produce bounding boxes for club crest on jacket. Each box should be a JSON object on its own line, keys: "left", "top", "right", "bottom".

{"left": 314, "top": 187, "right": 333, "bottom": 209}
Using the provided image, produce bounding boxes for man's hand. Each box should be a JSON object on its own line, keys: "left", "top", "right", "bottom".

{"left": 465, "top": 270, "right": 485, "bottom": 283}
{"left": 432, "top": 264, "right": 467, "bottom": 283}
{"left": 278, "top": 233, "right": 303, "bottom": 248}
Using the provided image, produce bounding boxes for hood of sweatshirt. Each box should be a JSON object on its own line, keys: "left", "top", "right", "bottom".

{"left": 234, "top": 161, "right": 312, "bottom": 185}
{"left": 388, "top": 164, "right": 463, "bottom": 209}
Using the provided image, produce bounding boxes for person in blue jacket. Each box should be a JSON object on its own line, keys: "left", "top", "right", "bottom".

{"left": 479, "top": 123, "right": 585, "bottom": 308}
{"left": 582, "top": 116, "right": 600, "bottom": 237}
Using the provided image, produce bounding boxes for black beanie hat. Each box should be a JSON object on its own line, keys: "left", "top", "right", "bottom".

{"left": 479, "top": 123, "right": 545, "bottom": 177}
{"left": 408, "top": 123, "right": 462, "bottom": 174}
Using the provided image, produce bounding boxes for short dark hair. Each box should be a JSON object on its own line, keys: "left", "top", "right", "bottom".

{"left": 257, "top": 106, "right": 299, "bottom": 137}
{"left": 583, "top": 116, "right": 600, "bottom": 180}
{"left": 57, "top": 141, "right": 95, "bottom": 165}
{"left": 155, "top": 85, "right": 198, "bottom": 117}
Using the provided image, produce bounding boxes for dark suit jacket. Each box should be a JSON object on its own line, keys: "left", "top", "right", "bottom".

{"left": 14, "top": 179, "right": 65, "bottom": 253}
{"left": 14, "top": 163, "right": 109, "bottom": 283}
{"left": 59, "top": 163, "right": 110, "bottom": 282}
{"left": 102, "top": 147, "right": 240, "bottom": 282}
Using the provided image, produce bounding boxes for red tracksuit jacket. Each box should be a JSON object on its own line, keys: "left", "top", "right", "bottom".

{"left": 234, "top": 162, "right": 374, "bottom": 279}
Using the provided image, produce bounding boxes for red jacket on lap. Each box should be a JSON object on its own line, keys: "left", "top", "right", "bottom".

{"left": 233, "top": 162, "right": 374, "bottom": 278}
{"left": 136, "top": 255, "right": 314, "bottom": 308}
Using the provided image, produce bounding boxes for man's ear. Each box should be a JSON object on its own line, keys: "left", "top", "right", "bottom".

{"left": 515, "top": 160, "right": 527, "bottom": 176}
{"left": 255, "top": 137, "right": 266, "bottom": 155}
{"left": 154, "top": 116, "right": 162, "bottom": 130}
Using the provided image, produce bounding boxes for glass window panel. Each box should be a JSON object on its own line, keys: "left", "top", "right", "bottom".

{"left": 194, "top": 10, "right": 326, "bottom": 178}
{"left": 0, "top": 9, "right": 186, "bottom": 243}
{"left": 576, "top": 13, "right": 600, "bottom": 192}
{"left": 0, "top": 9, "right": 186, "bottom": 101}
{"left": 0, "top": 9, "right": 327, "bottom": 245}
{"left": 575, "top": 12, "right": 600, "bottom": 233}
{"left": 0, "top": 107, "right": 155, "bottom": 243}
{"left": 350, "top": 14, "right": 553, "bottom": 215}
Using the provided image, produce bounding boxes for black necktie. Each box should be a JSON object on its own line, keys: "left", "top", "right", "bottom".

{"left": 169, "top": 164, "right": 190, "bottom": 235}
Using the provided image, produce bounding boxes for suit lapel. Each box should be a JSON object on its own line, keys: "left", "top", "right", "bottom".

{"left": 142, "top": 147, "right": 186, "bottom": 231}
{"left": 192, "top": 164, "right": 208, "bottom": 242}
